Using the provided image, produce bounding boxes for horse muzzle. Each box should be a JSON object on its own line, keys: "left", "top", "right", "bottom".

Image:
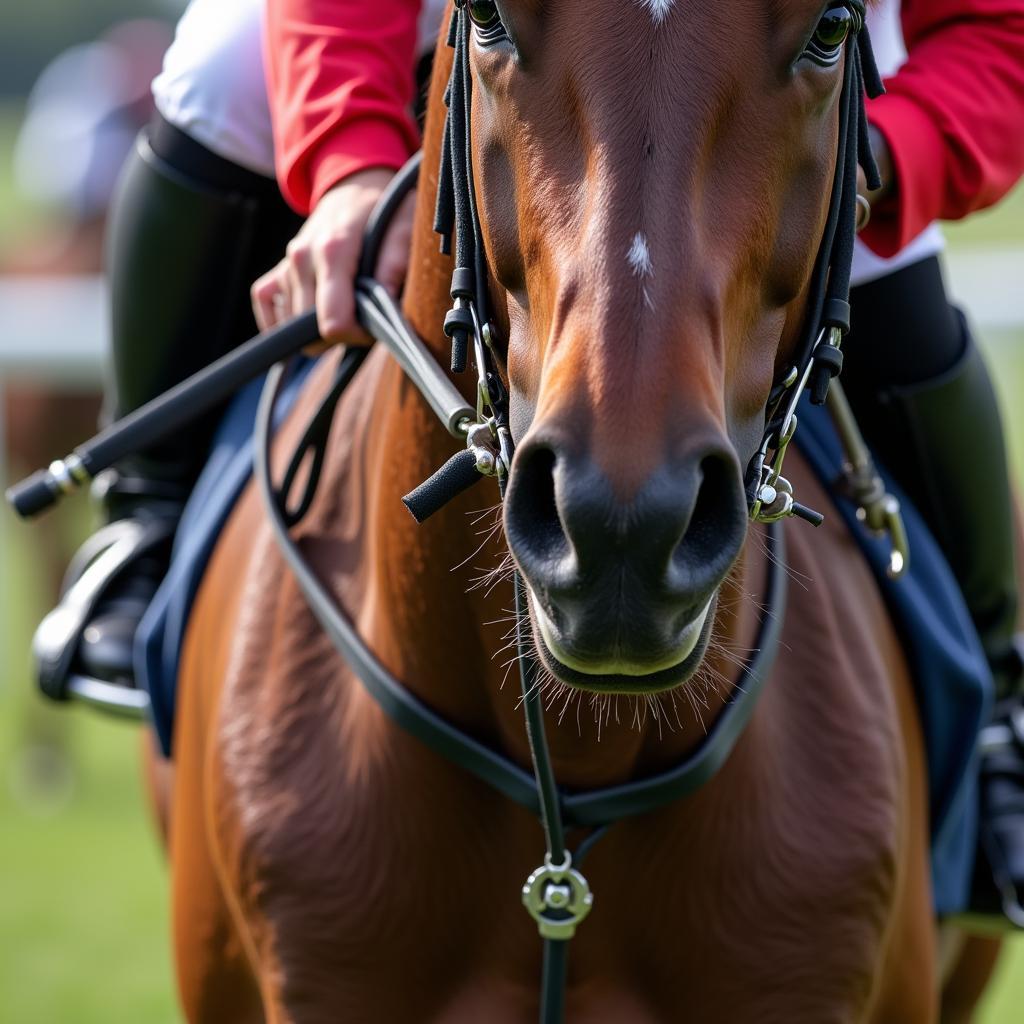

{"left": 504, "top": 430, "right": 748, "bottom": 692}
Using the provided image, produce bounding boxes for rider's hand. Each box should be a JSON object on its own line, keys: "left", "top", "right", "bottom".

{"left": 856, "top": 125, "right": 894, "bottom": 231}
{"left": 251, "top": 167, "right": 417, "bottom": 348}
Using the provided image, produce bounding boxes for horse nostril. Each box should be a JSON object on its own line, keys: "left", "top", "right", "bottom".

{"left": 689, "top": 454, "right": 733, "bottom": 545}
{"left": 505, "top": 444, "right": 568, "bottom": 567}
{"left": 672, "top": 451, "right": 746, "bottom": 581}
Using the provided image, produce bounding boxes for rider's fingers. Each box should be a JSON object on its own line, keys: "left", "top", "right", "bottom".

{"left": 252, "top": 264, "right": 287, "bottom": 332}
{"left": 313, "top": 233, "right": 368, "bottom": 344}
{"left": 285, "top": 239, "right": 317, "bottom": 319}
{"left": 315, "top": 273, "right": 370, "bottom": 347}
{"left": 374, "top": 189, "right": 417, "bottom": 300}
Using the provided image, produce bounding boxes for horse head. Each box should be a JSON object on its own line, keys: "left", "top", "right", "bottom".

{"left": 458, "top": 0, "right": 865, "bottom": 690}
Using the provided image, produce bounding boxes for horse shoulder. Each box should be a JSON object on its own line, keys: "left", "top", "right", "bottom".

{"left": 769, "top": 455, "right": 936, "bottom": 1021}
{"left": 174, "top": 354, "right": 375, "bottom": 984}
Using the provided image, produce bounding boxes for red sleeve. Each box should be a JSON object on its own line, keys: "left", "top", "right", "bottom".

{"left": 861, "top": 0, "right": 1024, "bottom": 257}
{"left": 265, "top": 0, "right": 422, "bottom": 214}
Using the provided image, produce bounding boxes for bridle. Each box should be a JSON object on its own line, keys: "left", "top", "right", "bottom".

{"left": 434, "top": 0, "right": 885, "bottom": 526}
{"left": 253, "top": 5, "right": 885, "bottom": 1021}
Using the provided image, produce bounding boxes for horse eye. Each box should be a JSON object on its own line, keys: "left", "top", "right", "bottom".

{"left": 809, "top": 6, "right": 855, "bottom": 60}
{"left": 467, "top": 1, "right": 502, "bottom": 30}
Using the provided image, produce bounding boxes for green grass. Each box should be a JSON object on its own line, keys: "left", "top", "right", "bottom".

{"left": 0, "top": 513, "right": 178, "bottom": 1023}
{"left": 0, "top": 100, "right": 43, "bottom": 245}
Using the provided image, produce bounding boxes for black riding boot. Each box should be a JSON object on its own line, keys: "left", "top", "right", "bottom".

{"left": 33, "top": 115, "right": 301, "bottom": 714}
{"left": 844, "top": 257, "right": 1024, "bottom": 927}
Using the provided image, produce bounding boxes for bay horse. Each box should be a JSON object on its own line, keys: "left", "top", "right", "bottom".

{"left": 164, "top": 2, "right": 1003, "bottom": 1020}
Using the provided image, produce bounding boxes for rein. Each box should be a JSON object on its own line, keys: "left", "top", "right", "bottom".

{"left": 255, "top": 241, "right": 788, "bottom": 1024}
{"left": 253, "top": 5, "right": 885, "bottom": 1021}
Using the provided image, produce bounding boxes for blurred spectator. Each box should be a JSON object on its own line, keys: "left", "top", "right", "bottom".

{"left": 2, "top": 21, "right": 173, "bottom": 600}
{"left": 8, "top": 19, "right": 172, "bottom": 273}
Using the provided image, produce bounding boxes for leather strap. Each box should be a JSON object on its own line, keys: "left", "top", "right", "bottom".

{"left": 255, "top": 362, "right": 787, "bottom": 831}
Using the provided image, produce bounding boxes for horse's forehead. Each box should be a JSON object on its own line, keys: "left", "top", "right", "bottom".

{"left": 527, "top": 0, "right": 830, "bottom": 78}
{"left": 538, "top": 0, "right": 830, "bottom": 27}
{"left": 627, "top": 0, "right": 825, "bottom": 26}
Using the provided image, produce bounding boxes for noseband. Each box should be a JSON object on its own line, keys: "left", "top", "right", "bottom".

{"left": 255, "top": 6, "right": 885, "bottom": 1021}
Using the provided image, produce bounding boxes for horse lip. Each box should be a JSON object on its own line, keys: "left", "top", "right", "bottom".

{"left": 528, "top": 591, "right": 713, "bottom": 682}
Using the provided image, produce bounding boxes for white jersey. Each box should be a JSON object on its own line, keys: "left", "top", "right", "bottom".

{"left": 154, "top": 0, "right": 940, "bottom": 281}
{"left": 152, "top": 0, "right": 276, "bottom": 176}
{"left": 152, "top": 0, "right": 448, "bottom": 177}
{"left": 851, "top": 0, "right": 943, "bottom": 285}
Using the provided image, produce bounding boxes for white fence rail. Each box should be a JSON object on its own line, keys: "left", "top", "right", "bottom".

{"left": 1, "top": 251, "right": 1021, "bottom": 381}
{"left": 0, "top": 276, "right": 108, "bottom": 385}
{"left": 0, "top": 252, "right": 1022, "bottom": 487}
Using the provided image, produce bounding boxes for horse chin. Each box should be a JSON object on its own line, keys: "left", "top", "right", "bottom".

{"left": 526, "top": 592, "right": 717, "bottom": 695}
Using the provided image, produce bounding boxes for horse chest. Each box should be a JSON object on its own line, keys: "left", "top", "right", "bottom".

{"left": 213, "top": 694, "right": 901, "bottom": 1023}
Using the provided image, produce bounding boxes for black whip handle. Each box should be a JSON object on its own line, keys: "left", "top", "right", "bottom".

{"left": 6, "top": 470, "right": 59, "bottom": 519}
{"left": 6, "top": 311, "right": 320, "bottom": 519}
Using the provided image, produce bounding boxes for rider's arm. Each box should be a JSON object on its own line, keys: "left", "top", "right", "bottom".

{"left": 264, "top": 0, "right": 421, "bottom": 215}
{"left": 861, "top": 0, "right": 1024, "bottom": 257}
{"left": 256, "top": 0, "right": 422, "bottom": 341}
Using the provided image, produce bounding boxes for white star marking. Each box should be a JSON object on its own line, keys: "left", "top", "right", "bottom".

{"left": 635, "top": 0, "right": 675, "bottom": 25}
{"left": 627, "top": 233, "right": 654, "bottom": 279}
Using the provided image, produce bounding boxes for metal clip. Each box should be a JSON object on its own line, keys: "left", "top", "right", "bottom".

{"left": 749, "top": 411, "right": 824, "bottom": 527}
{"left": 521, "top": 852, "right": 594, "bottom": 941}
{"left": 748, "top": 332, "right": 833, "bottom": 527}
{"left": 466, "top": 306, "right": 514, "bottom": 481}
{"left": 827, "top": 382, "right": 910, "bottom": 579}
{"left": 466, "top": 421, "right": 501, "bottom": 477}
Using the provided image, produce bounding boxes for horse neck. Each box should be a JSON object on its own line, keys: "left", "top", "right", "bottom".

{"left": 353, "top": 40, "right": 770, "bottom": 791}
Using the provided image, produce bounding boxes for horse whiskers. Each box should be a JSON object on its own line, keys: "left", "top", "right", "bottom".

{"left": 556, "top": 682, "right": 581, "bottom": 726}
{"left": 667, "top": 688, "right": 686, "bottom": 732}
{"left": 709, "top": 635, "right": 761, "bottom": 656}
{"left": 466, "top": 501, "right": 504, "bottom": 528}
{"left": 490, "top": 636, "right": 523, "bottom": 662}
{"left": 466, "top": 552, "right": 516, "bottom": 595}
{"left": 749, "top": 529, "right": 812, "bottom": 591}
{"left": 589, "top": 692, "right": 610, "bottom": 741}
{"left": 450, "top": 522, "right": 506, "bottom": 574}
{"left": 485, "top": 584, "right": 756, "bottom": 740}
{"left": 483, "top": 567, "right": 518, "bottom": 598}
{"left": 498, "top": 653, "right": 519, "bottom": 691}
{"left": 482, "top": 612, "right": 518, "bottom": 632}
{"left": 705, "top": 639, "right": 755, "bottom": 673}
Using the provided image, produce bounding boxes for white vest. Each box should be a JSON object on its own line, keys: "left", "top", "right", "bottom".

{"left": 152, "top": 0, "right": 275, "bottom": 176}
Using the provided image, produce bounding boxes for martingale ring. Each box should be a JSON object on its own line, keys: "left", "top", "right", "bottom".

{"left": 521, "top": 853, "right": 595, "bottom": 941}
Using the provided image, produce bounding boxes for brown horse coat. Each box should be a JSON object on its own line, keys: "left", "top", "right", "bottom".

{"left": 167, "top": 4, "right": 995, "bottom": 1020}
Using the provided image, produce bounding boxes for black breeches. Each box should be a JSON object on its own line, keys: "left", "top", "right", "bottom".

{"left": 104, "top": 114, "right": 303, "bottom": 474}
{"left": 844, "top": 255, "right": 964, "bottom": 392}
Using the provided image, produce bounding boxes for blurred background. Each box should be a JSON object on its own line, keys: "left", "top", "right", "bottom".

{"left": 0, "top": 3, "right": 1022, "bottom": 1021}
